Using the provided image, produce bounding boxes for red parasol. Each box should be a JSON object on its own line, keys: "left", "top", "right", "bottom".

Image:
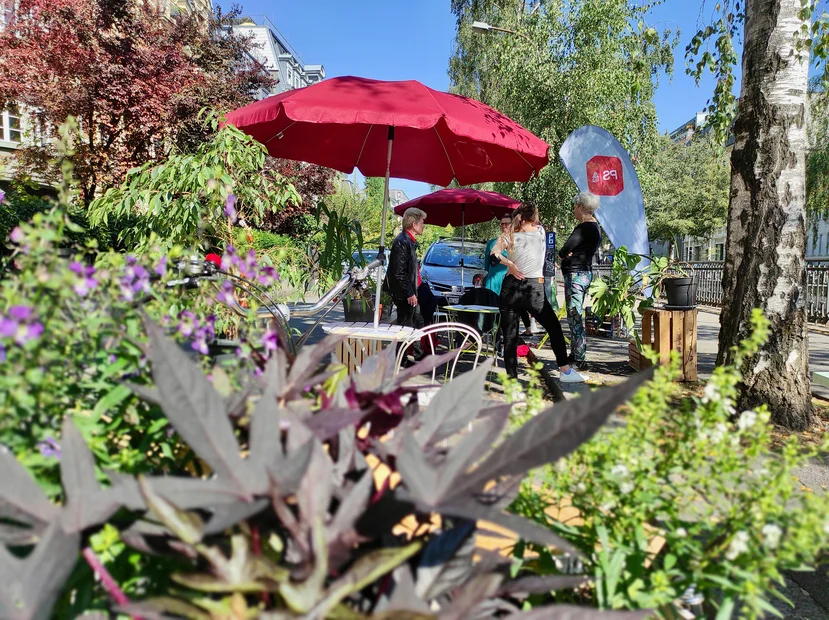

{"left": 224, "top": 76, "right": 549, "bottom": 325}
{"left": 392, "top": 188, "right": 519, "bottom": 228}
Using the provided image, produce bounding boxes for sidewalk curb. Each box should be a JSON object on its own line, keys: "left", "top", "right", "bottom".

{"left": 695, "top": 305, "right": 829, "bottom": 336}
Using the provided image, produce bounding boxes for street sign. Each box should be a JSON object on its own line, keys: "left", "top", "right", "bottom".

{"left": 544, "top": 230, "right": 556, "bottom": 277}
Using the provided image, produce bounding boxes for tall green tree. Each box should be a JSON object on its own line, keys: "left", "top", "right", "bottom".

{"left": 449, "top": 0, "right": 676, "bottom": 231}
{"left": 639, "top": 134, "right": 730, "bottom": 257}
{"left": 687, "top": 0, "right": 829, "bottom": 428}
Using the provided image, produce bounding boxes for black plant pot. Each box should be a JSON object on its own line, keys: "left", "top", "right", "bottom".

{"left": 663, "top": 276, "right": 696, "bottom": 308}
{"left": 342, "top": 297, "right": 376, "bottom": 322}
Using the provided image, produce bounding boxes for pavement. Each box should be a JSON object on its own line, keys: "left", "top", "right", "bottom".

{"left": 285, "top": 292, "right": 829, "bottom": 618}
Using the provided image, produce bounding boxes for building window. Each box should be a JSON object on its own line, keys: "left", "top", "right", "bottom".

{"left": 286, "top": 65, "right": 292, "bottom": 84}
{"left": 1, "top": 105, "right": 22, "bottom": 143}
{"left": 715, "top": 243, "right": 725, "bottom": 261}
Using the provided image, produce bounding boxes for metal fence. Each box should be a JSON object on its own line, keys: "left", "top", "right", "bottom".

{"left": 587, "top": 260, "right": 829, "bottom": 324}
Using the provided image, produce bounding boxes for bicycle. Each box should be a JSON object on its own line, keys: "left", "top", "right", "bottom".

{"left": 164, "top": 255, "right": 386, "bottom": 360}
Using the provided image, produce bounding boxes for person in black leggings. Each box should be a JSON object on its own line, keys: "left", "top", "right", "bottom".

{"left": 490, "top": 202, "right": 587, "bottom": 383}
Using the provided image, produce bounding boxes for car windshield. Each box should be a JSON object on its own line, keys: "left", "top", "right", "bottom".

{"left": 424, "top": 244, "right": 485, "bottom": 269}
{"left": 352, "top": 250, "right": 378, "bottom": 265}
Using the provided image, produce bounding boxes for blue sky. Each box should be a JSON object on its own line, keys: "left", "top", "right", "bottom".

{"left": 226, "top": 0, "right": 748, "bottom": 199}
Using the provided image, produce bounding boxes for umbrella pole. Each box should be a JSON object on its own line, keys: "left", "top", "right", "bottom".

{"left": 373, "top": 126, "right": 394, "bottom": 328}
{"left": 460, "top": 204, "right": 465, "bottom": 288}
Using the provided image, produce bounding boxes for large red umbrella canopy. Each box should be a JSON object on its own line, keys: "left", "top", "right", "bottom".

{"left": 393, "top": 188, "right": 519, "bottom": 228}
{"left": 223, "top": 76, "right": 549, "bottom": 186}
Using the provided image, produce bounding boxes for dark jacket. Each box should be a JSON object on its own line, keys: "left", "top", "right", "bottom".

{"left": 387, "top": 230, "right": 418, "bottom": 300}
{"left": 559, "top": 221, "right": 601, "bottom": 274}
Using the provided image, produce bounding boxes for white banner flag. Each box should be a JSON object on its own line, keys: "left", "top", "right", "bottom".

{"left": 559, "top": 125, "right": 649, "bottom": 279}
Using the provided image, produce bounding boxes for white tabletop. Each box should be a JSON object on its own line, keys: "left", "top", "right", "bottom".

{"left": 444, "top": 304, "right": 501, "bottom": 313}
{"left": 321, "top": 321, "right": 416, "bottom": 341}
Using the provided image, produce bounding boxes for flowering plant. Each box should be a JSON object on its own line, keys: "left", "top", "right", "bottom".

{"left": 510, "top": 310, "right": 829, "bottom": 618}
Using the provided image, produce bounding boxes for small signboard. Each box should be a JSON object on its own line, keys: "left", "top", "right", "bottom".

{"left": 544, "top": 231, "right": 556, "bottom": 277}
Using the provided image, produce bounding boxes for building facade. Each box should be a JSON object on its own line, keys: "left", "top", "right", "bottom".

{"left": 667, "top": 110, "right": 829, "bottom": 261}
{"left": 231, "top": 15, "right": 324, "bottom": 98}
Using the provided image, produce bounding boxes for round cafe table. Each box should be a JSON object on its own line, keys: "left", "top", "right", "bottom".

{"left": 443, "top": 304, "right": 501, "bottom": 356}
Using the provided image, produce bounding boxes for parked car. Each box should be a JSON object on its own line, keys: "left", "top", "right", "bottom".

{"left": 342, "top": 249, "right": 380, "bottom": 274}
{"left": 420, "top": 238, "right": 487, "bottom": 306}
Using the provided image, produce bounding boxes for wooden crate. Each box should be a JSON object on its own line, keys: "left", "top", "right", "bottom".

{"left": 630, "top": 308, "right": 698, "bottom": 381}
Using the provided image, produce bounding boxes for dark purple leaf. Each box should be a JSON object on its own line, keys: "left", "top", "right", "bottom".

{"left": 440, "top": 573, "right": 504, "bottom": 620}
{"left": 123, "top": 382, "right": 162, "bottom": 406}
{"left": 390, "top": 348, "right": 465, "bottom": 389}
{"left": 305, "top": 407, "right": 368, "bottom": 442}
{"left": 297, "top": 440, "right": 333, "bottom": 521}
{"left": 138, "top": 477, "right": 204, "bottom": 545}
{"left": 415, "top": 520, "right": 476, "bottom": 600}
{"left": 0, "top": 444, "right": 57, "bottom": 526}
{"left": 0, "top": 522, "right": 41, "bottom": 545}
{"left": 458, "top": 369, "right": 655, "bottom": 495}
{"left": 116, "top": 597, "right": 210, "bottom": 620}
{"left": 203, "top": 499, "right": 270, "bottom": 536}
{"left": 248, "top": 358, "right": 282, "bottom": 490}
{"left": 375, "top": 565, "right": 431, "bottom": 614}
{"left": 396, "top": 432, "right": 440, "bottom": 505}
{"left": 268, "top": 439, "right": 314, "bottom": 496}
{"left": 327, "top": 468, "right": 373, "bottom": 544}
{"left": 59, "top": 418, "right": 104, "bottom": 532}
{"left": 283, "top": 334, "right": 345, "bottom": 398}
{"left": 144, "top": 319, "right": 253, "bottom": 494}
{"left": 424, "top": 497, "right": 579, "bottom": 556}
{"left": 414, "top": 360, "right": 494, "bottom": 448}
{"left": 0, "top": 522, "right": 80, "bottom": 620}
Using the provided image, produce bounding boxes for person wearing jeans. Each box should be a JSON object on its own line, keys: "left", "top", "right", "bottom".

{"left": 559, "top": 191, "right": 602, "bottom": 369}
{"left": 490, "top": 202, "right": 587, "bottom": 383}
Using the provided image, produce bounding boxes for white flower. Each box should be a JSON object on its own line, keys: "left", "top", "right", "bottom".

{"left": 738, "top": 410, "right": 758, "bottom": 431}
{"left": 710, "top": 423, "right": 728, "bottom": 443}
{"left": 823, "top": 521, "right": 829, "bottom": 535}
{"left": 702, "top": 382, "right": 720, "bottom": 403}
{"left": 611, "top": 464, "right": 629, "bottom": 478}
{"left": 599, "top": 501, "right": 616, "bottom": 513}
{"left": 762, "top": 524, "right": 782, "bottom": 549}
{"left": 576, "top": 482, "right": 587, "bottom": 493}
{"left": 725, "top": 531, "right": 750, "bottom": 560}
{"left": 620, "top": 481, "right": 634, "bottom": 494}
{"left": 675, "top": 528, "right": 688, "bottom": 538}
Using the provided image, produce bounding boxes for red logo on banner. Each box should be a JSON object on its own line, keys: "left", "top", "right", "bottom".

{"left": 586, "top": 156, "right": 624, "bottom": 196}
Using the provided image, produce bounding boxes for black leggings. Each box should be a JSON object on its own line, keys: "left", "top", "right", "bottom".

{"left": 500, "top": 275, "right": 569, "bottom": 378}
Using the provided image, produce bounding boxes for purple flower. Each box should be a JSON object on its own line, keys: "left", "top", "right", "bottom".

{"left": 258, "top": 265, "right": 279, "bottom": 287}
{"left": 225, "top": 194, "right": 238, "bottom": 223}
{"left": 263, "top": 328, "right": 278, "bottom": 352}
{"left": 19, "top": 323, "right": 44, "bottom": 345}
{"left": 70, "top": 262, "right": 98, "bottom": 297}
{"left": 154, "top": 256, "right": 167, "bottom": 277}
{"left": 119, "top": 256, "right": 151, "bottom": 301}
{"left": 215, "top": 280, "right": 236, "bottom": 306}
{"left": 0, "top": 318, "right": 16, "bottom": 338}
{"left": 37, "top": 437, "right": 61, "bottom": 460}
{"left": 221, "top": 245, "right": 237, "bottom": 271}
{"left": 0, "top": 190, "right": 5, "bottom": 205}
{"left": 9, "top": 306, "right": 32, "bottom": 321}
{"left": 109, "top": 354, "right": 117, "bottom": 364}
{"left": 9, "top": 226, "right": 23, "bottom": 243}
{"left": 0, "top": 305, "right": 44, "bottom": 347}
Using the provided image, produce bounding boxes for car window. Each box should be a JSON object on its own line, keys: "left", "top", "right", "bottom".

{"left": 351, "top": 250, "right": 378, "bottom": 266}
{"left": 424, "top": 245, "right": 485, "bottom": 269}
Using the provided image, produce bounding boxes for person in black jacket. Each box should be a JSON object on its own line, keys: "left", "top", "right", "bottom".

{"left": 558, "top": 191, "right": 602, "bottom": 369}
{"left": 388, "top": 208, "right": 427, "bottom": 358}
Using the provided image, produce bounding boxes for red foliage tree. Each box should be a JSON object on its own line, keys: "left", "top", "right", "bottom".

{"left": 0, "top": 0, "right": 274, "bottom": 204}
{"left": 261, "top": 159, "right": 337, "bottom": 235}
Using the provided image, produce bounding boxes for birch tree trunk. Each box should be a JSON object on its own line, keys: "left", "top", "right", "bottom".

{"left": 716, "top": 0, "right": 814, "bottom": 428}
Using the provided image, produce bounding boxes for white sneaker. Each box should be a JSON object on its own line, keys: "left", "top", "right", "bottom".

{"left": 560, "top": 368, "right": 589, "bottom": 383}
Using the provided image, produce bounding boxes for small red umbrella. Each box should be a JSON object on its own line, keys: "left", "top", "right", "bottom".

{"left": 393, "top": 188, "right": 519, "bottom": 228}
{"left": 225, "top": 76, "right": 549, "bottom": 325}
{"left": 394, "top": 188, "right": 519, "bottom": 284}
